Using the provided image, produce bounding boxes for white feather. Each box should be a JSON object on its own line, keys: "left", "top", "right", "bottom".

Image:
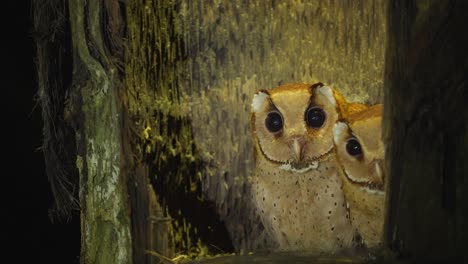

{"left": 359, "top": 186, "right": 385, "bottom": 195}
{"left": 279, "top": 161, "right": 319, "bottom": 173}
{"left": 344, "top": 168, "right": 369, "bottom": 183}
{"left": 251, "top": 91, "right": 269, "bottom": 113}
{"left": 333, "top": 122, "right": 348, "bottom": 144}
{"left": 316, "top": 86, "right": 336, "bottom": 106}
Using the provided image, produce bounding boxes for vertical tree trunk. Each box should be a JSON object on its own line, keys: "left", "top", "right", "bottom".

{"left": 68, "top": 0, "right": 133, "bottom": 263}
{"left": 383, "top": 0, "right": 468, "bottom": 261}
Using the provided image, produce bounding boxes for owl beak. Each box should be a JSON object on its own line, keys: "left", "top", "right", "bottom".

{"left": 289, "top": 137, "right": 306, "bottom": 161}
{"left": 373, "top": 159, "right": 384, "bottom": 183}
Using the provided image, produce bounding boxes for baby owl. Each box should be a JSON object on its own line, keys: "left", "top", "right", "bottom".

{"left": 333, "top": 104, "right": 385, "bottom": 248}
{"left": 250, "top": 83, "right": 354, "bottom": 252}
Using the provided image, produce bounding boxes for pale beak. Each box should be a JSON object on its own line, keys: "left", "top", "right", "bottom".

{"left": 373, "top": 159, "right": 384, "bottom": 183}
{"left": 289, "top": 137, "right": 306, "bottom": 161}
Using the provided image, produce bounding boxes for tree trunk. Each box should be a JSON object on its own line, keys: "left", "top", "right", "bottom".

{"left": 68, "top": 0, "right": 133, "bottom": 263}
{"left": 383, "top": 0, "right": 468, "bottom": 261}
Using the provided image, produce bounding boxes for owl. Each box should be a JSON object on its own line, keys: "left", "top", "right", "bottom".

{"left": 332, "top": 104, "right": 385, "bottom": 248}
{"left": 250, "top": 83, "right": 354, "bottom": 253}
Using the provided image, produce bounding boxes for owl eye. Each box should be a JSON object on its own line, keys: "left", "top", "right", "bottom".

{"left": 346, "top": 138, "right": 363, "bottom": 157}
{"left": 265, "top": 111, "right": 283, "bottom": 133}
{"left": 306, "top": 107, "right": 326, "bottom": 128}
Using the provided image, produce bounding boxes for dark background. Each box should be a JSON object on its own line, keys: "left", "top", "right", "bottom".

{"left": 6, "top": 1, "right": 80, "bottom": 263}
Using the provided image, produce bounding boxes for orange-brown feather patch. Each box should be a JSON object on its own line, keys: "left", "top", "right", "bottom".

{"left": 347, "top": 104, "right": 383, "bottom": 124}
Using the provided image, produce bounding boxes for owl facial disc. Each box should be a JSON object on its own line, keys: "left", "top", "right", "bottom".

{"left": 251, "top": 83, "right": 339, "bottom": 164}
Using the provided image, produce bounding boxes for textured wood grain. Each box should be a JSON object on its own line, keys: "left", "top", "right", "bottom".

{"left": 383, "top": 0, "right": 468, "bottom": 261}
{"left": 69, "top": 0, "right": 132, "bottom": 263}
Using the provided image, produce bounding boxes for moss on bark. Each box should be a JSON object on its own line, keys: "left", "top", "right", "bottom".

{"left": 69, "top": 0, "right": 132, "bottom": 263}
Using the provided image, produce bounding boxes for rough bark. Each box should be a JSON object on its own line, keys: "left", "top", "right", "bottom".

{"left": 33, "top": 0, "right": 79, "bottom": 221}
{"left": 383, "top": 0, "right": 468, "bottom": 261}
{"left": 68, "top": 0, "right": 132, "bottom": 263}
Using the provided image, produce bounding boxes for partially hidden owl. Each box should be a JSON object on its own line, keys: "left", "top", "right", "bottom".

{"left": 332, "top": 104, "right": 385, "bottom": 248}
{"left": 250, "top": 83, "right": 355, "bottom": 253}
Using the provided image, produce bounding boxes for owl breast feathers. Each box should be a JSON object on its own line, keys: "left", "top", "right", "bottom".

{"left": 250, "top": 83, "right": 385, "bottom": 252}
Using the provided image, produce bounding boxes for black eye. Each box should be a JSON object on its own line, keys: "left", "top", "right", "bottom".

{"left": 265, "top": 111, "right": 283, "bottom": 133}
{"left": 306, "top": 107, "right": 326, "bottom": 128}
{"left": 346, "top": 138, "right": 363, "bottom": 157}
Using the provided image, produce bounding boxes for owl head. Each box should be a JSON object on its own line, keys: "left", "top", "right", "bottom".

{"left": 332, "top": 104, "right": 385, "bottom": 192}
{"left": 251, "top": 83, "right": 340, "bottom": 166}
